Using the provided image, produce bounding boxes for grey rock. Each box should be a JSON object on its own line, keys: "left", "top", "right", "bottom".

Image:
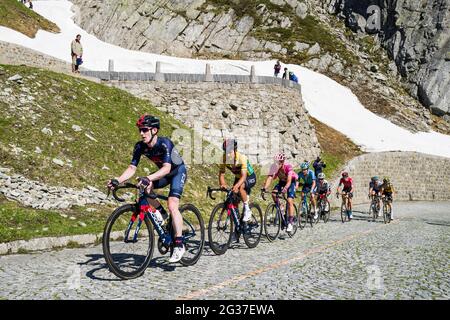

{"left": 7, "top": 74, "right": 23, "bottom": 82}
{"left": 295, "top": 2, "right": 308, "bottom": 19}
{"left": 41, "top": 127, "right": 53, "bottom": 136}
{"left": 307, "top": 43, "right": 321, "bottom": 56}
{"left": 52, "top": 158, "right": 65, "bottom": 167}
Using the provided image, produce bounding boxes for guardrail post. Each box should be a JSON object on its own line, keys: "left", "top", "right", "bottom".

{"left": 205, "top": 63, "right": 213, "bottom": 82}
{"left": 155, "top": 61, "right": 164, "bottom": 82}
{"left": 108, "top": 59, "right": 114, "bottom": 72}
{"left": 250, "top": 65, "right": 257, "bottom": 83}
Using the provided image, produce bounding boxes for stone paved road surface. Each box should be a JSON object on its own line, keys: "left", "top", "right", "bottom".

{"left": 0, "top": 201, "right": 449, "bottom": 300}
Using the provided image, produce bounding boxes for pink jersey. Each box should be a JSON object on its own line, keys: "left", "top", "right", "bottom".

{"left": 339, "top": 177, "right": 353, "bottom": 189}
{"left": 268, "top": 163, "right": 298, "bottom": 181}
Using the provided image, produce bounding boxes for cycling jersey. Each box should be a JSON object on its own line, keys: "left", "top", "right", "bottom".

{"left": 369, "top": 180, "right": 383, "bottom": 191}
{"left": 131, "top": 137, "right": 184, "bottom": 176}
{"left": 339, "top": 177, "right": 353, "bottom": 192}
{"left": 317, "top": 179, "right": 331, "bottom": 194}
{"left": 219, "top": 151, "right": 255, "bottom": 178}
{"left": 268, "top": 162, "right": 298, "bottom": 182}
{"left": 381, "top": 182, "right": 394, "bottom": 193}
{"left": 298, "top": 169, "right": 315, "bottom": 186}
{"left": 131, "top": 137, "right": 186, "bottom": 198}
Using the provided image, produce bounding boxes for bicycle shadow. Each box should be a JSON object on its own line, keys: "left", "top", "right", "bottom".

{"left": 80, "top": 253, "right": 178, "bottom": 281}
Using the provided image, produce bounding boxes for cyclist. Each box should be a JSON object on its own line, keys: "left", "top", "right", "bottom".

{"left": 381, "top": 177, "right": 395, "bottom": 220}
{"left": 316, "top": 172, "right": 331, "bottom": 200}
{"left": 368, "top": 176, "right": 383, "bottom": 216}
{"left": 219, "top": 138, "right": 256, "bottom": 222}
{"left": 107, "top": 115, "right": 187, "bottom": 263}
{"left": 296, "top": 162, "right": 318, "bottom": 220}
{"left": 261, "top": 152, "right": 298, "bottom": 232}
{"left": 336, "top": 171, "right": 354, "bottom": 220}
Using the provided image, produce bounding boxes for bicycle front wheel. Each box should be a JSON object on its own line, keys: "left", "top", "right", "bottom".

{"left": 299, "top": 202, "right": 307, "bottom": 229}
{"left": 340, "top": 202, "right": 348, "bottom": 223}
{"left": 322, "top": 200, "right": 331, "bottom": 223}
{"left": 287, "top": 204, "right": 299, "bottom": 238}
{"left": 102, "top": 204, "right": 154, "bottom": 280}
{"left": 243, "top": 203, "right": 263, "bottom": 248}
{"left": 208, "top": 203, "right": 233, "bottom": 255}
{"left": 264, "top": 203, "right": 281, "bottom": 242}
{"left": 179, "top": 204, "right": 205, "bottom": 266}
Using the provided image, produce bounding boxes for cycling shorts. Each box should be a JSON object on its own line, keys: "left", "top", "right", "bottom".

{"left": 302, "top": 185, "right": 317, "bottom": 195}
{"left": 152, "top": 164, "right": 187, "bottom": 199}
{"left": 274, "top": 180, "right": 296, "bottom": 199}
{"left": 233, "top": 172, "right": 256, "bottom": 195}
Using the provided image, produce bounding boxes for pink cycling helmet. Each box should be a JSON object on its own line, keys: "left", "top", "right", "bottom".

{"left": 274, "top": 152, "right": 286, "bottom": 162}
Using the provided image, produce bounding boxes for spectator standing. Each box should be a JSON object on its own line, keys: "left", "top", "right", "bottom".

{"left": 313, "top": 156, "right": 326, "bottom": 178}
{"left": 274, "top": 61, "right": 281, "bottom": 77}
{"left": 282, "top": 67, "right": 288, "bottom": 79}
{"left": 71, "top": 34, "right": 83, "bottom": 73}
{"left": 28, "top": 0, "right": 33, "bottom": 10}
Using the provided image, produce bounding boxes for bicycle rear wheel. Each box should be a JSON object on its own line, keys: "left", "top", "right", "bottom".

{"left": 287, "top": 204, "right": 299, "bottom": 238}
{"left": 243, "top": 203, "right": 263, "bottom": 248}
{"left": 103, "top": 204, "right": 154, "bottom": 280}
{"left": 179, "top": 204, "right": 205, "bottom": 266}
{"left": 264, "top": 203, "right": 281, "bottom": 242}
{"left": 208, "top": 203, "right": 233, "bottom": 255}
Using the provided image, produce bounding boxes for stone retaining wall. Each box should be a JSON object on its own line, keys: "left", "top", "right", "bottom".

{"left": 107, "top": 80, "right": 321, "bottom": 164}
{"left": 329, "top": 151, "right": 450, "bottom": 207}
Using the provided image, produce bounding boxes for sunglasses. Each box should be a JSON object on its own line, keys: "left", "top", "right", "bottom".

{"left": 139, "top": 127, "right": 150, "bottom": 133}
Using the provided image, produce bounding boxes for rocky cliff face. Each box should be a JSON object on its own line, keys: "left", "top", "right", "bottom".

{"left": 71, "top": 0, "right": 449, "bottom": 130}
{"left": 322, "top": 0, "right": 450, "bottom": 116}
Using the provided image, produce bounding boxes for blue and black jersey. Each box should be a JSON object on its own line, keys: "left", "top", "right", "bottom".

{"left": 131, "top": 137, "right": 184, "bottom": 176}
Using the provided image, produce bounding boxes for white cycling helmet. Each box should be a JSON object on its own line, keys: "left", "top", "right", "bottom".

{"left": 318, "top": 173, "right": 325, "bottom": 179}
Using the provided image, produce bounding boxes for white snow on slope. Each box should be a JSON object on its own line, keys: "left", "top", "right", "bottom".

{"left": 1, "top": 0, "right": 449, "bottom": 158}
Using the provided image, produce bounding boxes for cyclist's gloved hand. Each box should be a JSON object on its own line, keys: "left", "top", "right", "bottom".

{"left": 261, "top": 188, "right": 266, "bottom": 193}
{"left": 137, "top": 176, "right": 151, "bottom": 187}
{"left": 281, "top": 187, "right": 288, "bottom": 194}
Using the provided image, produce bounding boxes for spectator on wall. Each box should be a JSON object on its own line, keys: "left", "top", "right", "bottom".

{"left": 274, "top": 60, "right": 281, "bottom": 77}
{"left": 289, "top": 71, "right": 298, "bottom": 83}
{"left": 282, "top": 67, "right": 288, "bottom": 79}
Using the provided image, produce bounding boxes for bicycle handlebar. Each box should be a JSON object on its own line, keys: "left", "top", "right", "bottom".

{"left": 108, "top": 182, "right": 169, "bottom": 202}
{"left": 260, "top": 189, "right": 286, "bottom": 202}
{"left": 206, "top": 186, "right": 231, "bottom": 201}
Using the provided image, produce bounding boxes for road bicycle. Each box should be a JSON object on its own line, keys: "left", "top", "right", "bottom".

{"left": 207, "top": 187, "right": 263, "bottom": 255}
{"left": 369, "top": 193, "right": 382, "bottom": 222}
{"left": 103, "top": 182, "right": 205, "bottom": 280}
{"left": 317, "top": 193, "right": 331, "bottom": 223}
{"left": 337, "top": 192, "right": 351, "bottom": 223}
{"left": 261, "top": 189, "right": 300, "bottom": 241}
{"left": 298, "top": 190, "right": 318, "bottom": 228}
{"left": 382, "top": 194, "right": 392, "bottom": 224}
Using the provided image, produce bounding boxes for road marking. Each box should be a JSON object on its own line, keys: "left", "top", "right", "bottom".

{"left": 177, "top": 219, "right": 400, "bottom": 300}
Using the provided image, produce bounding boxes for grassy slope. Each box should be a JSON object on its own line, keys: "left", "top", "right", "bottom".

{"left": 310, "top": 117, "right": 363, "bottom": 179}
{"left": 0, "top": 64, "right": 226, "bottom": 242}
{"left": 0, "top": 0, "right": 60, "bottom": 38}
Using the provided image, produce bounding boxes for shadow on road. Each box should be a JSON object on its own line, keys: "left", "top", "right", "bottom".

{"left": 79, "top": 253, "right": 178, "bottom": 281}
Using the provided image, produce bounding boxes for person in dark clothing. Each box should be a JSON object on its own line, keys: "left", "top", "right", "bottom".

{"left": 313, "top": 156, "right": 326, "bottom": 178}
{"left": 282, "top": 67, "right": 288, "bottom": 79}
{"left": 274, "top": 61, "right": 281, "bottom": 77}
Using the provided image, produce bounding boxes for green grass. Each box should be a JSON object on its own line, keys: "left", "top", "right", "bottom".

{"left": 0, "top": 64, "right": 226, "bottom": 242}
{"left": 0, "top": 0, "right": 59, "bottom": 37}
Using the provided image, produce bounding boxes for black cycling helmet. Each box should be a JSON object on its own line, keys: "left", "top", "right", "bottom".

{"left": 222, "top": 138, "right": 237, "bottom": 152}
{"left": 136, "top": 114, "right": 160, "bottom": 129}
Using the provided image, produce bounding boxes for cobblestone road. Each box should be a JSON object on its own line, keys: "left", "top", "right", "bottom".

{"left": 0, "top": 201, "right": 449, "bottom": 300}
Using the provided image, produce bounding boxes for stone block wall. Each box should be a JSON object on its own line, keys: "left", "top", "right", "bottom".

{"left": 329, "top": 151, "right": 450, "bottom": 207}
{"left": 107, "top": 80, "right": 320, "bottom": 165}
